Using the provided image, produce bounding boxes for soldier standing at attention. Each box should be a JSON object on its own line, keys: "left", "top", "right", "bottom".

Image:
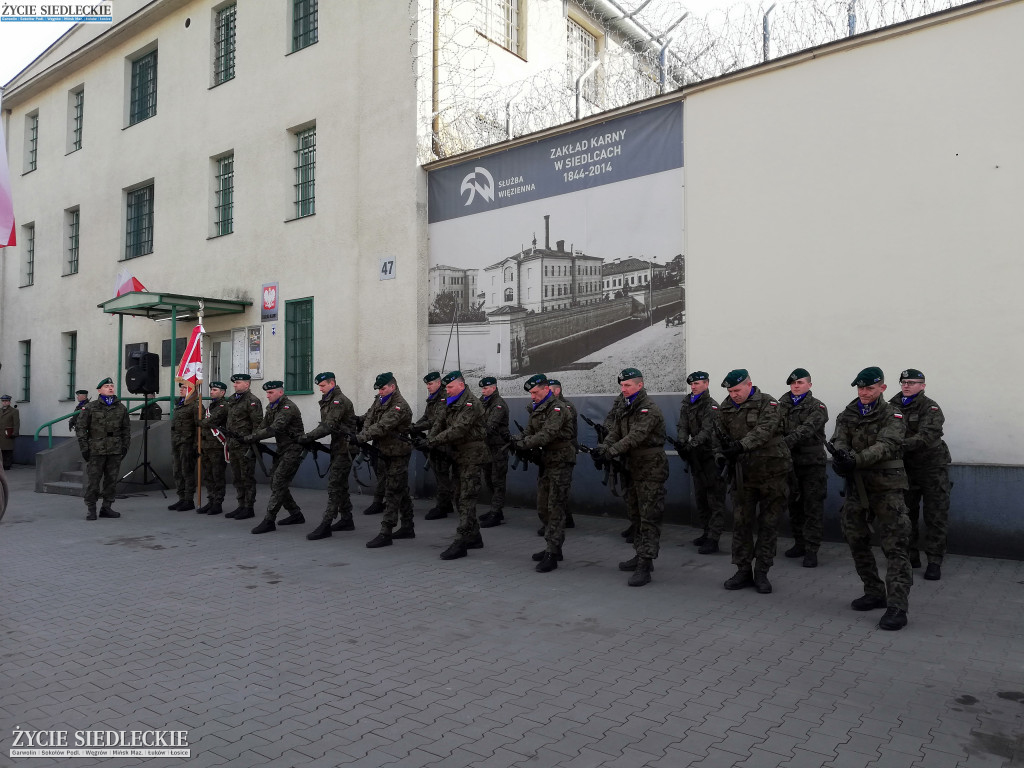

{"left": 68, "top": 389, "right": 90, "bottom": 432}
{"left": 778, "top": 368, "right": 829, "bottom": 568}
{"left": 831, "top": 367, "right": 913, "bottom": 630}
{"left": 595, "top": 368, "right": 668, "bottom": 587}
{"left": 889, "top": 368, "right": 950, "bottom": 581}
{"left": 0, "top": 394, "right": 19, "bottom": 470}
{"left": 548, "top": 380, "right": 577, "bottom": 531}
{"left": 425, "top": 371, "right": 488, "bottom": 560}
{"left": 196, "top": 381, "right": 229, "bottom": 516}
{"left": 168, "top": 383, "right": 199, "bottom": 511}
{"left": 411, "top": 371, "right": 454, "bottom": 521}
{"left": 300, "top": 371, "right": 358, "bottom": 540}
{"left": 677, "top": 371, "right": 727, "bottom": 555}
{"left": 478, "top": 376, "right": 510, "bottom": 529}
{"left": 715, "top": 369, "right": 791, "bottom": 594}
{"left": 248, "top": 381, "right": 306, "bottom": 534}
{"left": 514, "top": 374, "right": 575, "bottom": 574}
{"left": 76, "top": 378, "right": 131, "bottom": 521}
{"left": 201, "top": 373, "right": 262, "bottom": 520}
{"left": 361, "top": 373, "right": 415, "bottom": 548}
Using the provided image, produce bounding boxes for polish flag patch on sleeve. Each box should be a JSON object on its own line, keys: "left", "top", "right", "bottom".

{"left": 894, "top": 413, "right": 903, "bottom": 419}
{"left": 641, "top": 409, "right": 649, "bottom": 414}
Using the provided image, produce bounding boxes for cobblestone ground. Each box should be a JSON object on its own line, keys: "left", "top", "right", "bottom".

{"left": 1, "top": 464, "right": 1022, "bottom": 767}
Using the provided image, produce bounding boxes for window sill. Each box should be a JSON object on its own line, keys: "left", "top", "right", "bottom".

{"left": 62, "top": 271, "right": 79, "bottom": 278}
{"left": 286, "top": 390, "right": 314, "bottom": 397}
{"left": 475, "top": 30, "right": 526, "bottom": 62}
{"left": 123, "top": 114, "right": 156, "bottom": 130}
{"left": 19, "top": 283, "right": 34, "bottom": 288}
{"left": 208, "top": 76, "right": 235, "bottom": 90}
{"left": 22, "top": 168, "right": 37, "bottom": 176}
{"left": 284, "top": 213, "right": 315, "bottom": 223}
{"left": 206, "top": 231, "right": 233, "bottom": 240}
{"left": 119, "top": 252, "right": 153, "bottom": 262}
{"left": 65, "top": 148, "right": 82, "bottom": 156}
{"left": 286, "top": 41, "right": 318, "bottom": 56}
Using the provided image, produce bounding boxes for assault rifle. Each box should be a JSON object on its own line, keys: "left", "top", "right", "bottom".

{"left": 579, "top": 413, "right": 609, "bottom": 444}
{"left": 712, "top": 423, "right": 741, "bottom": 492}
{"left": 216, "top": 426, "right": 277, "bottom": 476}
{"left": 664, "top": 435, "right": 691, "bottom": 474}
{"left": 504, "top": 419, "right": 542, "bottom": 472}
{"left": 824, "top": 440, "right": 855, "bottom": 498}
{"left": 296, "top": 436, "right": 332, "bottom": 479}
{"left": 577, "top": 444, "right": 630, "bottom": 497}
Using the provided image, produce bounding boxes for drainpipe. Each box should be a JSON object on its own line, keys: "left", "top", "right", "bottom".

{"left": 575, "top": 59, "right": 601, "bottom": 121}
{"left": 763, "top": 3, "right": 777, "bottom": 62}
{"left": 431, "top": 0, "right": 440, "bottom": 157}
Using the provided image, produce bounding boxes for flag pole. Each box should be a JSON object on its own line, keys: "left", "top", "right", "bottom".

{"left": 195, "top": 300, "right": 205, "bottom": 508}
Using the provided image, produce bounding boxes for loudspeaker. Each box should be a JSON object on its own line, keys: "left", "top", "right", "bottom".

{"left": 126, "top": 352, "right": 160, "bottom": 394}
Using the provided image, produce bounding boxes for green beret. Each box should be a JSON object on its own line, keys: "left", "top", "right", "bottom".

{"left": 686, "top": 371, "right": 709, "bottom": 384}
{"left": 230, "top": 373, "right": 251, "bottom": 382}
{"left": 440, "top": 370, "right": 463, "bottom": 386}
{"left": 618, "top": 367, "right": 643, "bottom": 383}
{"left": 75, "top": 389, "right": 89, "bottom": 395}
{"left": 900, "top": 368, "right": 925, "bottom": 381}
{"left": 786, "top": 368, "right": 811, "bottom": 385}
{"left": 209, "top": 381, "right": 228, "bottom": 391}
{"left": 373, "top": 372, "right": 395, "bottom": 390}
{"left": 314, "top": 372, "right": 335, "bottom": 384}
{"left": 524, "top": 373, "right": 548, "bottom": 392}
{"left": 96, "top": 377, "right": 114, "bottom": 389}
{"left": 721, "top": 369, "right": 748, "bottom": 388}
{"left": 479, "top": 376, "right": 497, "bottom": 387}
{"left": 423, "top": 371, "right": 441, "bottom": 383}
{"left": 548, "top": 379, "right": 561, "bottom": 389}
{"left": 262, "top": 380, "right": 284, "bottom": 391}
{"left": 851, "top": 367, "right": 884, "bottom": 387}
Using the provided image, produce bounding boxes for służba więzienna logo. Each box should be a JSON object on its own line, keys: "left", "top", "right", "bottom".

{"left": 460, "top": 167, "right": 495, "bottom": 207}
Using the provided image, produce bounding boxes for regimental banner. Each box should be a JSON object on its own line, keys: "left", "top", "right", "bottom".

{"left": 426, "top": 103, "right": 686, "bottom": 395}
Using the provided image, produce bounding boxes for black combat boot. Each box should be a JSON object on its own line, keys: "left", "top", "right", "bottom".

{"left": 850, "top": 594, "right": 886, "bottom": 611}
{"left": 424, "top": 505, "right": 449, "bottom": 520}
{"left": 366, "top": 531, "right": 393, "bottom": 548}
{"left": 724, "top": 567, "right": 754, "bottom": 590}
{"left": 536, "top": 551, "right": 559, "bottom": 573}
{"left": 753, "top": 570, "right": 773, "bottom": 594}
{"left": 924, "top": 562, "right": 941, "bottom": 581}
{"left": 251, "top": 517, "right": 276, "bottom": 534}
{"left": 617, "top": 555, "right": 655, "bottom": 572}
{"left": 537, "top": 525, "right": 546, "bottom": 536}
{"left": 86, "top": 504, "right": 97, "bottom": 521}
{"left": 168, "top": 499, "right": 185, "bottom": 510}
{"left": 206, "top": 502, "right": 224, "bottom": 516}
{"left": 196, "top": 502, "right": 211, "bottom": 514}
{"left": 235, "top": 507, "right": 255, "bottom": 520}
{"left": 802, "top": 551, "right": 818, "bottom": 568}
{"left": 698, "top": 539, "right": 719, "bottom": 555}
{"left": 98, "top": 506, "right": 120, "bottom": 518}
{"left": 331, "top": 516, "right": 355, "bottom": 531}
{"left": 878, "top": 606, "right": 908, "bottom": 631}
{"left": 628, "top": 558, "right": 653, "bottom": 587}
{"left": 306, "top": 520, "right": 333, "bottom": 540}
{"left": 392, "top": 524, "right": 416, "bottom": 540}
{"left": 362, "top": 500, "right": 384, "bottom": 515}
{"left": 178, "top": 499, "right": 195, "bottom": 511}
{"left": 440, "top": 540, "right": 468, "bottom": 560}
{"left": 533, "top": 548, "right": 564, "bottom": 562}
{"left": 225, "top": 505, "right": 244, "bottom": 519}
{"left": 692, "top": 532, "right": 708, "bottom": 546}
{"left": 278, "top": 510, "right": 304, "bottom": 525}
{"left": 465, "top": 533, "right": 484, "bottom": 549}
{"left": 480, "top": 512, "right": 504, "bottom": 528}
{"left": 785, "top": 543, "right": 806, "bottom": 558}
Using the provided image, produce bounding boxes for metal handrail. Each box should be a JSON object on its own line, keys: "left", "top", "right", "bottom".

{"left": 33, "top": 396, "right": 185, "bottom": 449}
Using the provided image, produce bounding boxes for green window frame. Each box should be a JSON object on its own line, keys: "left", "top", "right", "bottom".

{"left": 285, "top": 298, "right": 313, "bottom": 394}
{"left": 66, "top": 208, "right": 80, "bottom": 275}
{"left": 71, "top": 89, "right": 84, "bottom": 151}
{"left": 215, "top": 154, "right": 234, "bottom": 236}
{"left": 213, "top": 3, "right": 237, "bottom": 85}
{"left": 65, "top": 332, "right": 78, "bottom": 400}
{"left": 129, "top": 50, "right": 158, "bottom": 125}
{"left": 20, "top": 340, "right": 31, "bottom": 402}
{"left": 292, "top": 0, "right": 318, "bottom": 51}
{"left": 294, "top": 127, "right": 315, "bottom": 218}
{"left": 26, "top": 113, "right": 39, "bottom": 171}
{"left": 125, "top": 184, "right": 154, "bottom": 259}
{"left": 21, "top": 224, "right": 35, "bottom": 287}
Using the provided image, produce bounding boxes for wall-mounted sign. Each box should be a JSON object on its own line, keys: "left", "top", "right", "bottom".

{"left": 261, "top": 282, "right": 279, "bottom": 322}
{"left": 379, "top": 258, "right": 396, "bottom": 281}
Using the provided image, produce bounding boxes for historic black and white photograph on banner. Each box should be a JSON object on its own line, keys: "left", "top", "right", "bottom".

{"left": 427, "top": 104, "right": 685, "bottom": 395}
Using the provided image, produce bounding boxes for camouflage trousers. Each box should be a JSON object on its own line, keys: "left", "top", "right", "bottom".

{"left": 691, "top": 453, "right": 727, "bottom": 540}
{"left": 228, "top": 441, "right": 257, "bottom": 508}
{"left": 452, "top": 462, "right": 483, "bottom": 542}
{"left": 201, "top": 441, "right": 227, "bottom": 504}
{"left": 380, "top": 455, "right": 414, "bottom": 533}
{"left": 787, "top": 463, "right": 826, "bottom": 552}
{"left": 371, "top": 459, "right": 385, "bottom": 504}
{"left": 841, "top": 488, "right": 913, "bottom": 611}
{"left": 171, "top": 443, "right": 197, "bottom": 501}
{"left": 731, "top": 473, "right": 787, "bottom": 571}
{"left": 433, "top": 454, "right": 455, "bottom": 510}
{"left": 84, "top": 453, "right": 122, "bottom": 506}
{"left": 538, "top": 462, "right": 574, "bottom": 553}
{"left": 265, "top": 445, "right": 303, "bottom": 519}
{"left": 479, "top": 446, "right": 508, "bottom": 515}
{"left": 905, "top": 465, "right": 950, "bottom": 564}
{"left": 325, "top": 450, "right": 354, "bottom": 524}
{"left": 625, "top": 453, "right": 669, "bottom": 560}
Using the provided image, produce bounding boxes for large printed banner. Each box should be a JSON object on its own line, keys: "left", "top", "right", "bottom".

{"left": 427, "top": 103, "right": 685, "bottom": 395}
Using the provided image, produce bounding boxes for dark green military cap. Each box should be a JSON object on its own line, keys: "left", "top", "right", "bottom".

{"left": 373, "top": 372, "right": 395, "bottom": 389}
{"left": 686, "top": 371, "right": 709, "bottom": 384}
{"left": 851, "top": 367, "right": 884, "bottom": 387}
{"left": 0, "top": 394, "right": 11, "bottom": 401}
{"left": 548, "top": 379, "right": 561, "bottom": 389}
{"left": 721, "top": 369, "right": 748, "bottom": 388}
{"left": 423, "top": 371, "right": 441, "bottom": 383}
{"left": 786, "top": 367, "right": 811, "bottom": 385}
{"left": 523, "top": 373, "right": 548, "bottom": 391}
{"left": 230, "top": 373, "right": 251, "bottom": 382}
{"left": 96, "top": 377, "right": 114, "bottom": 389}
{"left": 440, "top": 370, "right": 463, "bottom": 385}
{"left": 618, "top": 367, "right": 643, "bottom": 383}
{"left": 479, "top": 376, "right": 496, "bottom": 387}
{"left": 263, "top": 380, "right": 284, "bottom": 391}
{"left": 900, "top": 368, "right": 925, "bottom": 381}
{"left": 209, "top": 381, "right": 227, "bottom": 391}
{"left": 314, "top": 372, "right": 335, "bottom": 384}
{"left": 75, "top": 389, "right": 89, "bottom": 395}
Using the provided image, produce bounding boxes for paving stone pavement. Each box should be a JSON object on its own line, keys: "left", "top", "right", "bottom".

{"left": 1, "top": 463, "right": 1023, "bottom": 768}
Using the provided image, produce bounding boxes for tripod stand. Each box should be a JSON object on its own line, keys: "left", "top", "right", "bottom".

{"left": 121, "top": 393, "right": 170, "bottom": 496}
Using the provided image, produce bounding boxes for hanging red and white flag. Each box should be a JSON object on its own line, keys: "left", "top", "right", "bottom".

{"left": 0, "top": 120, "right": 15, "bottom": 248}
{"left": 114, "top": 267, "right": 148, "bottom": 297}
{"left": 175, "top": 324, "right": 205, "bottom": 394}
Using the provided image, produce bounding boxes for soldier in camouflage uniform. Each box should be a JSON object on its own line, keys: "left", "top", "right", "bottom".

{"left": 597, "top": 368, "right": 668, "bottom": 587}
{"left": 300, "top": 371, "right": 358, "bottom": 540}
{"left": 515, "top": 374, "right": 576, "bottom": 574}
{"left": 548, "top": 381, "right": 577, "bottom": 532}
{"left": 832, "top": 366, "right": 913, "bottom": 631}
{"left": 248, "top": 381, "right": 306, "bottom": 534}
{"left": 196, "top": 382, "right": 229, "bottom": 515}
{"left": 0, "top": 394, "right": 19, "bottom": 470}
{"left": 168, "top": 383, "right": 200, "bottom": 511}
{"left": 677, "top": 371, "right": 727, "bottom": 555}
{"left": 200, "top": 373, "right": 262, "bottom": 520}
{"left": 889, "top": 368, "right": 951, "bottom": 581}
{"left": 68, "top": 389, "right": 89, "bottom": 432}
{"left": 714, "top": 369, "right": 791, "bottom": 594}
{"left": 601, "top": 394, "right": 638, "bottom": 542}
{"left": 75, "top": 377, "right": 131, "bottom": 520}
{"left": 424, "top": 371, "right": 489, "bottom": 559}
{"left": 478, "top": 376, "right": 511, "bottom": 528}
{"left": 778, "top": 368, "right": 829, "bottom": 568}
{"left": 361, "top": 373, "right": 415, "bottom": 548}
{"left": 410, "top": 372, "right": 454, "bottom": 520}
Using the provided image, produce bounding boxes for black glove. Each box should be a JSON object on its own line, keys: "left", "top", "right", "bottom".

{"left": 296, "top": 434, "right": 313, "bottom": 446}
{"left": 721, "top": 442, "right": 743, "bottom": 460}
{"left": 242, "top": 434, "right": 258, "bottom": 445}
{"left": 590, "top": 445, "right": 607, "bottom": 462}
{"left": 833, "top": 452, "right": 856, "bottom": 476}
{"left": 510, "top": 436, "right": 525, "bottom": 450}
{"left": 411, "top": 434, "right": 428, "bottom": 450}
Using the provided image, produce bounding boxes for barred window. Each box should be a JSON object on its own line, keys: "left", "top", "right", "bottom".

{"left": 215, "top": 154, "right": 234, "bottom": 236}
{"left": 213, "top": 3, "right": 237, "bottom": 85}
{"left": 71, "top": 88, "right": 84, "bottom": 150}
{"left": 66, "top": 208, "right": 80, "bottom": 275}
{"left": 478, "top": 0, "right": 521, "bottom": 55}
{"left": 294, "top": 127, "right": 315, "bottom": 218}
{"left": 285, "top": 298, "right": 313, "bottom": 393}
{"left": 292, "top": 0, "right": 318, "bottom": 52}
{"left": 26, "top": 112, "right": 39, "bottom": 172}
{"left": 567, "top": 18, "right": 598, "bottom": 104}
{"left": 125, "top": 184, "right": 154, "bottom": 259}
{"left": 20, "top": 340, "right": 31, "bottom": 402}
{"left": 64, "top": 332, "right": 78, "bottom": 400}
{"left": 129, "top": 51, "right": 158, "bottom": 125}
{"left": 21, "top": 224, "right": 35, "bottom": 287}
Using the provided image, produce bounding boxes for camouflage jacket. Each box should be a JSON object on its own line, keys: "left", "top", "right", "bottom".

{"left": 831, "top": 398, "right": 908, "bottom": 492}
{"left": 888, "top": 392, "right": 950, "bottom": 469}
{"left": 201, "top": 397, "right": 230, "bottom": 448}
{"left": 600, "top": 395, "right": 626, "bottom": 444}
{"left": 68, "top": 398, "right": 88, "bottom": 432}
{"left": 0, "top": 405, "right": 19, "bottom": 450}
{"left": 605, "top": 388, "right": 667, "bottom": 469}
{"left": 778, "top": 391, "right": 828, "bottom": 467}
{"left": 360, "top": 387, "right": 413, "bottom": 457}
{"left": 412, "top": 390, "right": 445, "bottom": 432}
{"left": 170, "top": 395, "right": 201, "bottom": 447}
{"left": 557, "top": 395, "right": 579, "bottom": 446}
{"left": 714, "top": 388, "right": 792, "bottom": 481}
{"left": 481, "top": 391, "right": 511, "bottom": 447}
{"left": 676, "top": 392, "right": 721, "bottom": 457}
{"left": 200, "top": 389, "right": 263, "bottom": 447}
{"left": 521, "top": 391, "right": 576, "bottom": 466}
{"left": 429, "top": 387, "right": 488, "bottom": 465}
{"left": 307, "top": 386, "right": 357, "bottom": 454}
{"left": 252, "top": 396, "right": 305, "bottom": 449}
{"left": 76, "top": 396, "right": 131, "bottom": 456}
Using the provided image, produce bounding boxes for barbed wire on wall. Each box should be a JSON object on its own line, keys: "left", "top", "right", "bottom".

{"left": 413, "top": 0, "right": 965, "bottom": 163}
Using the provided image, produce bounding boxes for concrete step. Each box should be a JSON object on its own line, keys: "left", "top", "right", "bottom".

{"left": 61, "top": 470, "right": 85, "bottom": 483}
{"left": 43, "top": 481, "right": 84, "bottom": 497}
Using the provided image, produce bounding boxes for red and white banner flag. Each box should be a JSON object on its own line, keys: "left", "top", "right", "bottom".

{"left": 175, "top": 324, "right": 205, "bottom": 394}
{"left": 114, "top": 267, "right": 147, "bottom": 297}
{"left": 0, "top": 120, "right": 16, "bottom": 248}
